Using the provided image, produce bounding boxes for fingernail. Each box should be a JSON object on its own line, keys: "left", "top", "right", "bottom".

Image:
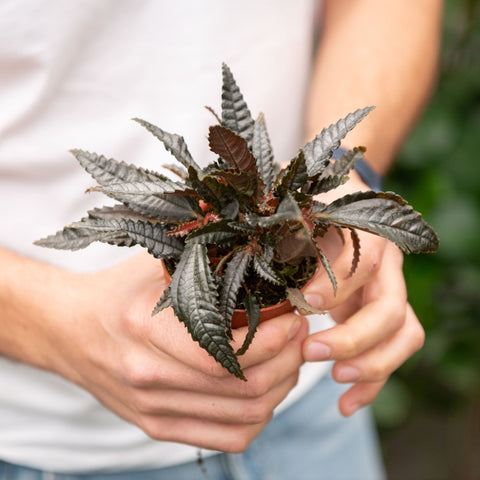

{"left": 304, "top": 293, "right": 324, "bottom": 310}
{"left": 288, "top": 319, "right": 302, "bottom": 340}
{"left": 305, "top": 342, "right": 331, "bottom": 361}
{"left": 346, "top": 402, "right": 362, "bottom": 416}
{"left": 336, "top": 366, "right": 360, "bottom": 383}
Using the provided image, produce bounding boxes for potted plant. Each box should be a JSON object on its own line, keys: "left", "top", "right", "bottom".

{"left": 36, "top": 63, "right": 439, "bottom": 381}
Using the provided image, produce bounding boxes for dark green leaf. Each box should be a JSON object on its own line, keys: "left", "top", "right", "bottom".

{"left": 70, "top": 149, "right": 171, "bottom": 186}
{"left": 228, "top": 221, "right": 257, "bottom": 235}
{"left": 221, "top": 63, "right": 254, "bottom": 146}
{"left": 317, "top": 247, "right": 337, "bottom": 294}
{"left": 317, "top": 191, "right": 440, "bottom": 253}
{"left": 346, "top": 228, "right": 361, "bottom": 279}
{"left": 71, "top": 149, "right": 199, "bottom": 221}
{"left": 300, "top": 107, "right": 374, "bottom": 176}
{"left": 253, "top": 252, "right": 283, "bottom": 285}
{"left": 252, "top": 114, "right": 274, "bottom": 193}
{"left": 186, "top": 219, "right": 239, "bottom": 245}
{"left": 169, "top": 243, "right": 245, "bottom": 380}
{"left": 118, "top": 220, "right": 184, "bottom": 258}
{"left": 187, "top": 166, "right": 239, "bottom": 218}
{"left": 236, "top": 294, "right": 260, "bottom": 356}
{"left": 91, "top": 180, "right": 188, "bottom": 197}
{"left": 308, "top": 148, "right": 365, "bottom": 195}
{"left": 275, "top": 150, "right": 308, "bottom": 197}
{"left": 34, "top": 207, "right": 142, "bottom": 250}
{"left": 219, "top": 247, "right": 253, "bottom": 332}
{"left": 124, "top": 193, "right": 200, "bottom": 222}
{"left": 87, "top": 204, "right": 146, "bottom": 221}
{"left": 151, "top": 286, "right": 171, "bottom": 316}
{"left": 133, "top": 118, "right": 201, "bottom": 172}
{"left": 219, "top": 170, "right": 258, "bottom": 197}
{"left": 34, "top": 224, "right": 130, "bottom": 250}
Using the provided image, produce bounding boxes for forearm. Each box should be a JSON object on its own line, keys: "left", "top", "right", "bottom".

{"left": 307, "top": 0, "right": 443, "bottom": 174}
{"left": 0, "top": 247, "right": 79, "bottom": 373}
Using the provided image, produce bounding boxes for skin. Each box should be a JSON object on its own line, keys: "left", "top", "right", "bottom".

{"left": 302, "top": 0, "right": 443, "bottom": 416}
{"left": 0, "top": 0, "right": 443, "bottom": 454}
{"left": 0, "top": 247, "right": 308, "bottom": 453}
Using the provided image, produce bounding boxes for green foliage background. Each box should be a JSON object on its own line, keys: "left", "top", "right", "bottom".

{"left": 374, "top": 1, "right": 480, "bottom": 477}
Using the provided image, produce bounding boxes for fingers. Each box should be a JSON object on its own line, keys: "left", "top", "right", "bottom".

{"left": 337, "top": 304, "right": 424, "bottom": 416}
{"left": 302, "top": 240, "right": 424, "bottom": 416}
{"left": 303, "top": 242, "right": 406, "bottom": 362}
{"left": 302, "top": 230, "right": 387, "bottom": 311}
{"left": 121, "top": 312, "right": 308, "bottom": 398}
{"left": 338, "top": 380, "right": 387, "bottom": 417}
{"left": 149, "top": 309, "right": 308, "bottom": 381}
{"left": 130, "top": 371, "right": 300, "bottom": 425}
{"left": 333, "top": 303, "right": 424, "bottom": 382}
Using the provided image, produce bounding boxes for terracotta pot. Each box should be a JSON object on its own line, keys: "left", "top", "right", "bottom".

{"left": 230, "top": 298, "right": 294, "bottom": 329}
{"left": 229, "top": 267, "right": 319, "bottom": 328}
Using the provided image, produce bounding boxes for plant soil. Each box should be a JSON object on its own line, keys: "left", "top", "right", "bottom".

{"left": 164, "top": 254, "right": 317, "bottom": 311}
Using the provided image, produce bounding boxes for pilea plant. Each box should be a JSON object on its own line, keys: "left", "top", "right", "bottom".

{"left": 36, "top": 63, "right": 439, "bottom": 380}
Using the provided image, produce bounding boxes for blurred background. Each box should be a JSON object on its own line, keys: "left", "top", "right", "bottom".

{"left": 373, "top": 1, "right": 480, "bottom": 479}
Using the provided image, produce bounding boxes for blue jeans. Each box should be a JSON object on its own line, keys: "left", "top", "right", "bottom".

{"left": 0, "top": 373, "right": 385, "bottom": 480}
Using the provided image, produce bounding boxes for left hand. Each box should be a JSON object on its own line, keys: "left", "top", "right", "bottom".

{"left": 301, "top": 172, "right": 425, "bottom": 416}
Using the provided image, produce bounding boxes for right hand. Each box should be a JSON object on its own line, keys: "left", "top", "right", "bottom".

{"left": 51, "top": 252, "right": 308, "bottom": 453}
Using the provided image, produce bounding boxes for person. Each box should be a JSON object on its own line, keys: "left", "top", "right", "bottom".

{"left": 0, "top": 0, "right": 442, "bottom": 479}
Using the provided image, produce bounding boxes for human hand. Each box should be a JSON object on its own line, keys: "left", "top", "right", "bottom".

{"left": 301, "top": 173, "right": 425, "bottom": 416}
{"left": 51, "top": 252, "right": 308, "bottom": 452}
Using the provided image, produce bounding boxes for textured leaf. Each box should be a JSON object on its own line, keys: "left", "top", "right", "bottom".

{"left": 221, "top": 63, "right": 254, "bottom": 145}
{"left": 133, "top": 118, "right": 201, "bottom": 172}
{"left": 91, "top": 180, "right": 188, "bottom": 198}
{"left": 253, "top": 252, "right": 283, "bottom": 285}
{"left": 252, "top": 114, "right": 274, "bottom": 193}
{"left": 187, "top": 166, "right": 239, "bottom": 218}
{"left": 219, "top": 247, "right": 253, "bottom": 331}
{"left": 316, "top": 191, "right": 440, "bottom": 253}
{"left": 130, "top": 194, "right": 200, "bottom": 222}
{"left": 208, "top": 125, "right": 256, "bottom": 172}
{"left": 300, "top": 107, "right": 375, "bottom": 176}
{"left": 186, "top": 219, "right": 239, "bottom": 245}
{"left": 252, "top": 193, "right": 303, "bottom": 227}
{"left": 169, "top": 243, "right": 245, "bottom": 380}
{"left": 228, "top": 221, "right": 257, "bottom": 235}
{"left": 286, "top": 288, "right": 326, "bottom": 315}
{"left": 346, "top": 228, "right": 361, "bottom": 279}
{"left": 151, "top": 286, "right": 172, "bottom": 316}
{"left": 308, "top": 148, "right": 365, "bottom": 195}
{"left": 57, "top": 217, "right": 184, "bottom": 259}
{"left": 236, "top": 294, "right": 260, "bottom": 356}
{"left": 118, "top": 220, "right": 184, "bottom": 258}
{"left": 34, "top": 224, "right": 130, "bottom": 250}
{"left": 71, "top": 149, "right": 199, "bottom": 221}
{"left": 87, "top": 204, "right": 146, "bottom": 221}
{"left": 71, "top": 149, "right": 170, "bottom": 186}
{"left": 317, "top": 247, "right": 337, "bottom": 294}
{"left": 275, "top": 150, "right": 308, "bottom": 197}
{"left": 218, "top": 170, "right": 258, "bottom": 197}
{"left": 34, "top": 206, "right": 142, "bottom": 250}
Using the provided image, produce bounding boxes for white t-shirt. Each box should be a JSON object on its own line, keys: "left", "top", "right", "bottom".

{"left": 0, "top": 0, "right": 333, "bottom": 472}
